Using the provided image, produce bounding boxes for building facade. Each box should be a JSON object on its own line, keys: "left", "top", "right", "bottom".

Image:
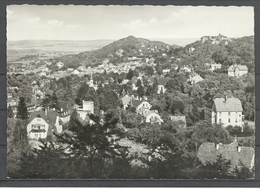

{"left": 205, "top": 96, "right": 243, "bottom": 127}
{"left": 228, "top": 64, "right": 248, "bottom": 77}
{"left": 76, "top": 100, "right": 94, "bottom": 120}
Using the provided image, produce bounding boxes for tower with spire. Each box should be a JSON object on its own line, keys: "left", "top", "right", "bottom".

{"left": 89, "top": 70, "right": 94, "bottom": 87}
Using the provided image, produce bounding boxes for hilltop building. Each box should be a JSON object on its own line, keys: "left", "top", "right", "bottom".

{"left": 201, "top": 34, "right": 231, "bottom": 45}
{"left": 197, "top": 140, "right": 254, "bottom": 171}
{"left": 205, "top": 96, "right": 244, "bottom": 127}
{"left": 228, "top": 64, "right": 248, "bottom": 77}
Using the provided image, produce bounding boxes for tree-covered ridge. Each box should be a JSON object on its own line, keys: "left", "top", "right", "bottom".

{"left": 52, "top": 35, "right": 179, "bottom": 68}
{"left": 171, "top": 35, "right": 254, "bottom": 72}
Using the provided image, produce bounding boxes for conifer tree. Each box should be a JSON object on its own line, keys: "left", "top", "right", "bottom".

{"left": 7, "top": 105, "right": 14, "bottom": 118}
{"left": 16, "top": 97, "right": 28, "bottom": 120}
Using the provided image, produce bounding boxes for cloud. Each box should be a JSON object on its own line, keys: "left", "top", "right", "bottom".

{"left": 122, "top": 17, "right": 158, "bottom": 30}
{"left": 7, "top": 9, "right": 18, "bottom": 20}
{"left": 65, "top": 24, "right": 79, "bottom": 29}
{"left": 48, "top": 19, "right": 64, "bottom": 27}
{"left": 27, "top": 17, "right": 40, "bottom": 23}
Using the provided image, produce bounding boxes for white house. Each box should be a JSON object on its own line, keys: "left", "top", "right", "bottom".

{"left": 72, "top": 70, "right": 80, "bottom": 75}
{"left": 143, "top": 110, "right": 163, "bottom": 125}
{"left": 157, "top": 77, "right": 169, "bottom": 94}
{"left": 76, "top": 100, "right": 94, "bottom": 120}
{"left": 228, "top": 64, "right": 248, "bottom": 77}
{"left": 205, "top": 96, "right": 243, "bottom": 127}
{"left": 170, "top": 115, "right": 186, "bottom": 128}
{"left": 121, "top": 94, "right": 132, "bottom": 110}
{"left": 188, "top": 73, "right": 204, "bottom": 85}
{"left": 135, "top": 101, "right": 152, "bottom": 115}
{"left": 27, "top": 110, "right": 63, "bottom": 140}
{"left": 162, "top": 69, "right": 171, "bottom": 75}
{"left": 209, "top": 63, "right": 222, "bottom": 71}
{"left": 56, "top": 62, "right": 64, "bottom": 69}
{"left": 180, "top": 65, "right": 192, "bottom": 73}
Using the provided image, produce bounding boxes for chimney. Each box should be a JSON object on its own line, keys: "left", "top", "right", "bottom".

{"left": 224, "top": 95, "right": 227, "bottom": 103}
{"left": 237, "top": 146, "right": 242, "bottom": 152}
{"left": 45, "top": 108, "right": 48, "bottom": 116}
{"left": 216, "top": 143, "right": 220, "bottom": 149}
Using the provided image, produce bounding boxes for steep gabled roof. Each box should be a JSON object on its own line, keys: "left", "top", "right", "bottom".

{"left": 214, "top": 97, "right": 243, "bottom": 112}
{"left": 228, "top": 64, "right": 248, "bottom": 71}
{"left": 28, "top": 110, "right": 58, "bottom": 126}
{"left": 121, "top": 95, "right": 132, "bottom": 106}
{"left": 197, "top": 142, "right": 254, "bottom": 170}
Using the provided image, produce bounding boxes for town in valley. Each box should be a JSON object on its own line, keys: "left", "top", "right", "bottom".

{"left": 7, "top": 6, "right": 255, "bottom": 179}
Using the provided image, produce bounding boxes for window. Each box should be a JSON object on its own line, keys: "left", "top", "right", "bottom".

{"left": 37, "top": 118, "right": 41, "bottom": 121}
{"left": 35, "top": 134, "right": 38, "bottom": 138}
{"left": 235, "top": 118, "right": 237, "bottom": 123}
{"left": 219, "top": 112, "right": 221, "bottom": 116}
{"left": 219, "top": 119, "right": 221, "bottom": 123}
{"left": 228, "top": 112, "right": 231, "bottom": 116}
{"left": 228, "top": 118, "right": 230, "bottom": 123}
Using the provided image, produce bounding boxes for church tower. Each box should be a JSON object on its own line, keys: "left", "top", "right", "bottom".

{"left": 89, "top": 70, "right": 94, "bottom": 87}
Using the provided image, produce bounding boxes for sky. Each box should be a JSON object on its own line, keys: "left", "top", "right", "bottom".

{"left": 7, "top": 5, "right": 254, "bottom": 41}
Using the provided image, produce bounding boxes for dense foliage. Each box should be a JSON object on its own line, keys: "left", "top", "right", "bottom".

{"left": 7, "top": 35, "right": 255, "bottom": 179}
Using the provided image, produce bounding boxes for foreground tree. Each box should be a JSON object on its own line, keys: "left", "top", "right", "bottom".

{"left": 7, "top": 105, "right": 14, "bottom": 118}
{"left": 16, "top": 97, "right": 28, "bottom": 120}
{"left": 18, "top": 111, "right": 131, "bottom": 178}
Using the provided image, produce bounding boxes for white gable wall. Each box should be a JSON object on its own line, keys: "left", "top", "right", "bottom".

{"left": 27, "top": 118, "right": 49, "bottom": 139}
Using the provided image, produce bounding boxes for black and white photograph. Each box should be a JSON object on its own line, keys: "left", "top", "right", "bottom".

{"left": 6, "top": 5, "right": 255, "bottom": 179}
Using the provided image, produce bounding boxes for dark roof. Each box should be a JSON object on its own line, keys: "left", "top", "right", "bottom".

{"left": 214, "top": 97, "right": 243, "bottom": 112}
{"left": 28, "top": 110, "right": 58, "bottom": 126}
{"left": 132, "top": 99, "right": 142, "bottom": 107}
{"left": 197, "top": 142, "right": 254, "bottom": 170}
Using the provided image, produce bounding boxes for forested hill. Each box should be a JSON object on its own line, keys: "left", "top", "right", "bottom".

{"left": 172, "top": 35, "right": 254, "bottom": 72}
{"left": 53, "top": 35, "right": 179, "bottom": 68}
